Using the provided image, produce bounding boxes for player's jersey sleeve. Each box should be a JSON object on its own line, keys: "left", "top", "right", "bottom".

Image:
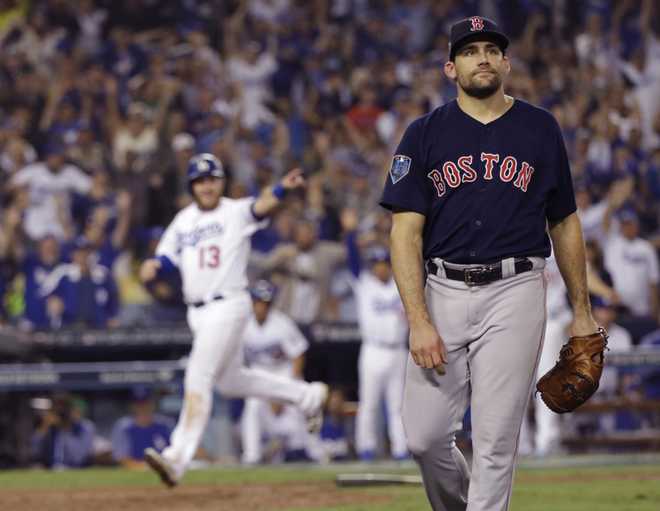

{"left": 379, "top": 119, "right": 430, "bottom": 215}
{"left": 10, "top": 165, "right": 35, "bottom": 187}
{"left": 111, "top": 417, "right": 132, "bottom": 461}
{"left": 647, "top": 244, "right": 660, "bottom": 284}
{"left": 155, "top": 216, "right": 182, "bottom": 267}
{"left": 65, "top": 166, "right": 93, "bottom": 194}
{"left": 234, "top": 197, "right": 269, "bottom": 235}
{"left": 279, "top": 313, "right": 309, "bottom": 359}
{"left": 544, "top": 119, "right": 577, "bottom": 223}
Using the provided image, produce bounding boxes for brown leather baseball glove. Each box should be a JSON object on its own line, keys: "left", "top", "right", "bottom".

{"left": 536, "top": 327, "right": 609, "bottom": 414}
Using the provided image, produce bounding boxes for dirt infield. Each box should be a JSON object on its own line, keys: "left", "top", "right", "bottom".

{"left": 0, "top": 481, "right": 388, "bottom": 511}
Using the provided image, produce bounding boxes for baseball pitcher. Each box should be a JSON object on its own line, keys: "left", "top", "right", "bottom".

{"left": 380, "top": 17, "right": 604, "bottom": 511}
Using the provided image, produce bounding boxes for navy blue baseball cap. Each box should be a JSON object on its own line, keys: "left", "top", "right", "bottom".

{"left": 73, "top": 236, "right": 93, "bottom": 251}
{"left": 44, "top": 141, "right": 66, "bottom": 157}
{"left": 130, "top": 385, "right": 154, "bottom": 402}
{"left": 617, "top": 207, "right": 638, "bottom": 223}
{"left": 449, "top": 16, "right": 509, "bottom": 61}
{"left": 250, "top": 279, "right": 277, "bottom": 303}
{"left": 365, "top": 245, "right": 391, "bottom": 264}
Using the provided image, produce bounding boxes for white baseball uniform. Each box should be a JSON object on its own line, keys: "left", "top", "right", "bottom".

{"left": 240, "top": 308, "right": 310, "bottom": 464}
{"left": 352, "top": 270, "right": 409, "bottom": 460}
{"left": 154, "top": 197, "right": 326, "bottom": 479}
{"left": 604, "top": 234, "right": 659, "bottom": 317}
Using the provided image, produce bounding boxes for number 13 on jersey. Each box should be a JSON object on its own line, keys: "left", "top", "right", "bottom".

{"left": 199, "top": 245, "right": 220, "bottom": 268}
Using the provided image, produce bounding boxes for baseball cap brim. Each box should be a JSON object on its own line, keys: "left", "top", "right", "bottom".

{"left": 450, "top": 32, "right": 509, "bottom": 61}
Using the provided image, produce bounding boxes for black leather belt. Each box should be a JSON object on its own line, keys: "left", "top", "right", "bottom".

{"left": 189, "top": 294, "right": 224, "bottom": 308}
{"left": 426, "top": 258, "right": 534, "bottom": 287}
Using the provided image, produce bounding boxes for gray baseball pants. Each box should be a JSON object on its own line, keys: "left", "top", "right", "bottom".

{"left": 403, "top": 257, "right": 547, "bottom": 511}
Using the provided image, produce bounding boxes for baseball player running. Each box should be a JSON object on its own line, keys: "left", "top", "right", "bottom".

{"left": 344, "top": 228, "right": 408, "bottom": 461}
{"left": 140, "top": 153, "right": 327, "bottom": 487}
{"left": 241, "top": 279, "right": 311, "bottom": 464}
{"left": 380, "top": 17, "right": 600, "bottom": 511}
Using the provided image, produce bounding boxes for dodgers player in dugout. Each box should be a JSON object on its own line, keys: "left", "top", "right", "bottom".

{"left": 139, "top": 154, "right": 327, "bottom": 487}
{"left": 344, "top": 223, "right": 408, "bottom": 461}
{"left": 241, "top": 279, "right": 311, "bottom": 464}
{"left": 380, "top": 17, "right": 600, "bottom": 511}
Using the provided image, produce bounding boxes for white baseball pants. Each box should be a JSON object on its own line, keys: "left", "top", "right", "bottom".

{"left": 162, "top": 293, "right": 316, "bottom": 477}
{"left": 356, "top": 343, "right": 408, "bottom": 458}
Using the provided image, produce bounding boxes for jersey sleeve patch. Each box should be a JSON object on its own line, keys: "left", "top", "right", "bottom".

{"left": 389, "top": 155, "right": 412, "bottom": 184}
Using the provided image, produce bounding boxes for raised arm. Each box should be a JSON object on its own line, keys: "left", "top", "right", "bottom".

{"left": 602, "top": 177, "right": 634, "bottom": 234}
{"left": 251, "top": 168, "right": 305, "bottom": 218}
{"left": 111, "top": 190, "right": 132, "bottom": 249}
{"left": 391, "top": 210, "right": 446, "bottom": 370}
{"left": 549, "top": 212, "right": 599, "bottom": 336}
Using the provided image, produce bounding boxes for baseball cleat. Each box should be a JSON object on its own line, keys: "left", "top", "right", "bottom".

{"left": 144, "top": 448, "right": 179, "bottom": 488}
{"left": 305, "top": 382, "right": 329, "bottom": 433}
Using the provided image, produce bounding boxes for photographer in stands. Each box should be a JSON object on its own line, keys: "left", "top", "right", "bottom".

{"left": 31, "top": 393, "right": 95, "bottom": 469}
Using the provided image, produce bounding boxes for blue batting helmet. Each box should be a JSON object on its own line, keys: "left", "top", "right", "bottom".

{"left": 187, "top": 153, "right": 225, "bottom": 190}
{"left": 250, "top": 280, "right": 277, "bottom": 303}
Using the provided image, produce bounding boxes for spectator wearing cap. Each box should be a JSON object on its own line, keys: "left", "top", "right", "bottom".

{"left": 345, "top": 86, "right": 384, "bottom": 136}
{"left": 72, "top": 171, "right": 132, "bottom": 270}
{"left": 225, "top": 6, "right": 279, "bottom": 129}
{"left": 111, "top": 387, "right": 172, "bottom": 470}
{"left": 75, "top": 0, "right": 108, "bottom": 57}
{"left": 66, "top": 122, "right": 110, "bottom": 174}
{"left": 603, "top": 207, "right": 660, "bottom": 330}
{"left": 250, "top": 218, "right": 347, "bottom": 328}
{"left": 41, "top": 95, "right": 86, "bottom": 148}
{"left": 240, "top": 279, "right": 311, "bottom": 464}
{"left": 1, "top": 203, "right": 65, "bottom": 330}
{"left": 105, "top": 67, "right": 178, "bottom": 175}
{"left": 108, "top": 100, "right": 159, "bottom": 173}
{"left": 100, "top": 26, "right": 147, "bottom": 82}
{"left": 342, "top": 209, "right": 408, "bottom": 461}
{"left": 376, "top": 88, "right": 419, "bottom": 149}
{"left": 9, "top": 141, "right": 92, "bottom": 241}
{"left": 42, "top": 236, "right": 119, "bottom": 329}
{"left": 311, "top": 62, "right": 352, "bottom": 121}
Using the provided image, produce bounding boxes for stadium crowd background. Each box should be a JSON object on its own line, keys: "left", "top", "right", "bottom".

{"left": 0, "top": 0, "right": 659, "bottom": 468}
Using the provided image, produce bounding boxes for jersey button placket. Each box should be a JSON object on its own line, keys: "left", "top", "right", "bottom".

{"left": 478, "top": 125, "right": 489, "bottom": 192}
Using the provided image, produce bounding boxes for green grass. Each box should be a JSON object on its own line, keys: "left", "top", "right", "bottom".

{"left": 0, "top": 462, "right": 658, "bottom": 510}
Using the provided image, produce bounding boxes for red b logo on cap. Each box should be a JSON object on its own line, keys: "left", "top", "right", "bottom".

{"left": 470, "top": 16, "right": 484, "bottom": 31}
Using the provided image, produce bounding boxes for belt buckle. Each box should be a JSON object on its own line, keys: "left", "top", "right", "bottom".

{"left": 464, "top": 266, "right": 489, "bottom": 286}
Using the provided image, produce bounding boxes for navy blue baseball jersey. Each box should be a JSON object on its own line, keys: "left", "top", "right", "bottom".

{"left": 380, "top": 99, "right": 576, "bottom": 264}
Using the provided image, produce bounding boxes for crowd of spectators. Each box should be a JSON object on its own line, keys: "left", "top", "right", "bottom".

{"left": 0, "top": 0, "right": 660, "bottom": 464}
{"left": 0, "top": 0, "right": 657, "bottom": 336}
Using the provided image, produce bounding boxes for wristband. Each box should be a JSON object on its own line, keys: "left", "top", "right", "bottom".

{"left": 273, "top": 183, "right": 287, "bottom": 200}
